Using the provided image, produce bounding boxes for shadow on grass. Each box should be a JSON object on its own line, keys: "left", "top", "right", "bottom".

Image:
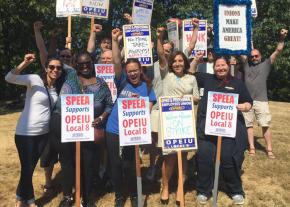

{"left": 35, "top": 171, "right": 62, "bottom": 207}
{"left": 253, "top": 135, "right": 268, "bottom": 153}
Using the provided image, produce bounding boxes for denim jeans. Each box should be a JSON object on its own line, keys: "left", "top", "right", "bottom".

{"left": 15, "top": 133, "right": 48, "bottom": 204}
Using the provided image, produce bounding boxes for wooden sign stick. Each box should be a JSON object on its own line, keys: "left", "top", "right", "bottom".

{"left": 75, "top": 142, "right": 81, "bottom": 207}
{"left": 177, "top": 150, "right": 185, "bottom": 207}
{"left": 67, "top": 16, "right": 72, "bottom": 49}
{"left": 212, "top": 136, "right": 222, "bottom": 207}
{"left": 90, "top": 16, "right": 94, "bottom": 30}
{"left": 135, "top": 145, "right": 143, "bottom": 207}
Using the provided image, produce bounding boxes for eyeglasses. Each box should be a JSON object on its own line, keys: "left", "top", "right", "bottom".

{"left": 48, "top": 65, "right": 62, "bottom": 71}
{"left": 60, "top": 55, "right": 72, "bottom": 58}
{"left": 251, "top": 55, "right": 259, "bottom": 58}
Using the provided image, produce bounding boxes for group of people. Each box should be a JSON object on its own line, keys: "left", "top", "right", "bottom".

{"left": 5, "top": 13, "right": 288, "bottom": 207}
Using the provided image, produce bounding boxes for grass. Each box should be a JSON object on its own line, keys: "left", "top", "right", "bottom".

{"left": 0, "top": 101, "right": 289, "bottom": 206}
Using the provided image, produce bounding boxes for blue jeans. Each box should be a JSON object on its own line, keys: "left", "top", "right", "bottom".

{"left": 15, "top": 133, "right": 48, "bottom": 204}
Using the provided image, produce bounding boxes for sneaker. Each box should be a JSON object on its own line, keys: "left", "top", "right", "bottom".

{"left": 114, "top": 194, "right": 125, "bottom": 207}
{"left": 59, "top": 196, "right": 74, "bottom": 207}
{"left": 197, "top": 194, "right": 208, "bottom": 205}
{"left": 81, "top": 201, "right": 96, "bottom": 207}
{"left": 232, "top": 194, "right": 245, "bottom": 205}
{"left": 130, "top": 195, "right": 138, "bottom": 207}
{"left": 146, "top": 166, "right": 157, "bottom": 181}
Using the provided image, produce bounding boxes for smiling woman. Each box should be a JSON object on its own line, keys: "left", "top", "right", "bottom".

{"left": 5, "top": 54, "right": 66, "bottom": 207}
{"left": 105, "top": 28, "right": 157, "bottom": 207}
{"left": 194, "top": 56, "right": 253, "bottom": 205}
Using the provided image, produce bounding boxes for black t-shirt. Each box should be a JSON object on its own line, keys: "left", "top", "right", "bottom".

{"left": 195, "top": 72, "right": 253, "bottom": 139}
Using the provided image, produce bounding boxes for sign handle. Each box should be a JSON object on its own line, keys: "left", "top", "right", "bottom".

{"left": 177, "top": 150, "right": 185, "bottom": 207}
{"left": 212, "top": 136, "right": 222, "bottom": 207}
{"left": 75, "top": 142, "right": 81, "bottom": 207}
{"left": 90, "top": 16, "right": 94, "bottom": 31}
{"left": 67, "top": 16, "right": 72, "bottom": 49}
{"left": 135, "top": 145, "right": 143, "bottom": 207}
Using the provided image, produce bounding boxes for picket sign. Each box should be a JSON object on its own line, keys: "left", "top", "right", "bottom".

{"left": 56, "top": 0, "right": 110, "bottom": 19}
{"left": 167, "top": 21, "right": 179, "bottom": 51}
{"left": 159, "top": 96, "right": 198, "bottom": 207}
{"left": 182, "top": 19, "right": 207, "bottom": 58}
{"left": 95, "top": 64, "right": 117, "bottom": 102}
{"left": 251, "top": 0, "right": 258, "bottom": 18}
{"left": 213, "top": 0, "right": 252, "bottom": 55}
{"left": 123, "top": 24, "right": 153, "bottom": 66}
{"left": 132, "top": 0, "right": 154, "bottom": 24}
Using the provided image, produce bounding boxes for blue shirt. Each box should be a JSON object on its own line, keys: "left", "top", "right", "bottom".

{"left": 106, "top": 73, "right": 156, "bottom": 135}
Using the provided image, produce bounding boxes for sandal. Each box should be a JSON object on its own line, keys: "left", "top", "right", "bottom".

{"left": 267, "top": 150, "right": 276, "bottom": 159}
{"left": 248, "top": 148, "right": 256, "bottom": 155}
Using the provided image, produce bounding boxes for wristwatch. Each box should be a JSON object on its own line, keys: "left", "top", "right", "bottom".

{"left": 99, "top": 115, "right": 104, "bottom": 122}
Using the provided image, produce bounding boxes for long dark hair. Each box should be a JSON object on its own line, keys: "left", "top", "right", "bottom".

{"left": 168, "top": 51, "right": 190, "bottom": 74}
{"left": 42, "top": 57, "right": 66, "bottom": 95}
{"left": 213, "top": 55, "right": 233, "bottom": 87}
{"left": 125, "top": 58, "right": 152, "bottom": 90}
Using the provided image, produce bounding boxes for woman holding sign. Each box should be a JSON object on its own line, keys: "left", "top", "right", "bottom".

{"left": 5, "top": 54, "right": 65, "bottom": 207}
{"left": 74, "top": 51, "right": 113, "bottom": 207}
{"left": 191, "top": 55, "right": 252, "bottom": 205}
{"left": 157, "top": 22, "right": 200, "bottom": 205}
{"left": 106, "top": 28, "right": 156, "bottom": 207}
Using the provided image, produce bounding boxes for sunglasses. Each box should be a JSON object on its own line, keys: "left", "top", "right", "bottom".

{"left": 77, "top": 61, "right": 92, "bottom": 67}
{"left": 60, "top": 55, "right": 72, "bottom": 58}
{"left": 48, "top": 65, "right": 62, "bottom": 71}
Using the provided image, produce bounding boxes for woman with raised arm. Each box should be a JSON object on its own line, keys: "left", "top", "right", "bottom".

{"left": 192, "top": 56, "right": 252, "bottom": 205}
{"left": 5, "top": 54, "right": 65, "bottom": 207}
{"left": 106, "top": 28, "right": 156, "bottom": 207}
{"left": 157, "top": 19, "right": 200, "bottom": 206}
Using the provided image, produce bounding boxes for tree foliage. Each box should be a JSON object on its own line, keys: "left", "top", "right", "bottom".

{"left": 0, "top": 0, "right": 289, "bottom": 101}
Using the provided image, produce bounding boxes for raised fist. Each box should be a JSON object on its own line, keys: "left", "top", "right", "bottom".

{"left": 191, "top": 18, "right": 200, "bottom": 28}
{"left": 92, "top": 24, "right": 102, "bottom": 33}
{"left": 24, "top": 54, "right": 36, "bottom": 64}
{"left": 112, "top": 28, "right": 122, "bottom": 41}
{"left": 157, "top": 27, "right": 166, "bottom": 38}
{"left": 280, "top": 28, "right": 288, "bottom": 40}
{"left": 34, "top": 21, "right": 43, "bottom": 31}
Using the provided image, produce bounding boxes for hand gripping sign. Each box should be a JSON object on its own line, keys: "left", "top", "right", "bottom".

{"left": 213, "top": 0, "right": 252, "bottom": 55}
{"left": 123, "top": 24, "right": 153, "bottom": 66}
{"left": 159, "top": 96, "right": 198, "bottom": 153}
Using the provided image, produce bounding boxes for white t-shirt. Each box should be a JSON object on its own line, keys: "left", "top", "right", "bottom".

{"left": 5, "top": 72, "right": 58, "bottom": 136}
